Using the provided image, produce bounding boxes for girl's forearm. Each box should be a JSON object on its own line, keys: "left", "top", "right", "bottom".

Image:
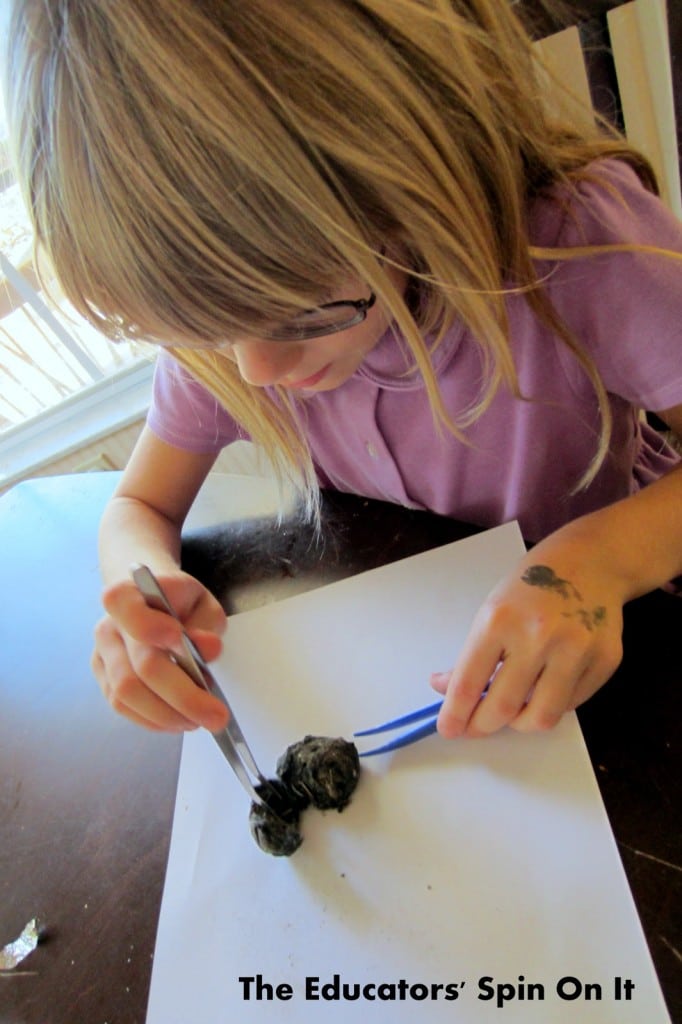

{"left": 544, "top": 464, "right": 682, "bottom": 602}
{"left": 96, "top": 430, "right": 217, "bottom": 588}
{"left": 98, "top": 495, "right": 184, "bottom": 587}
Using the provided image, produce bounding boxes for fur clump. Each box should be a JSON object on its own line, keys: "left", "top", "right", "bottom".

{"left": 249, "top": 736, "right": 361, "bottom": 856}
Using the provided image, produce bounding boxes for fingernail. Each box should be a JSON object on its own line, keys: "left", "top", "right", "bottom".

{"left": 430, "top": 671, "right": 449, "bottom": 690}
{"left": 207, "top": 713, "right": 229, "bottom": 733}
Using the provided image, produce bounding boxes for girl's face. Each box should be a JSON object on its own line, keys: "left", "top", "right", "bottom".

{"left": 222, "top": 265, "right": 407, "bottom": 393}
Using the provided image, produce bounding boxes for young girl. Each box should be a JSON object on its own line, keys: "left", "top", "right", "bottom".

{"left": 7, "top": 0, "right": 682, "bottom": 740}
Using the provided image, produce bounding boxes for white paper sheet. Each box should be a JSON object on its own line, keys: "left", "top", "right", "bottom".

{"left": 146, "top": 522, "right": 669, "bottom": 1023}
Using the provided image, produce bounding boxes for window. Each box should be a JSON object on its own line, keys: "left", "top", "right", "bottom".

{"left": 0, "top": 58, "right": 153, "bottom": 488}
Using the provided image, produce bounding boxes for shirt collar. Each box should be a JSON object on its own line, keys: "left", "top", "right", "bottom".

{"left": 356, "top": 320, "right": 465, "bottom": 390}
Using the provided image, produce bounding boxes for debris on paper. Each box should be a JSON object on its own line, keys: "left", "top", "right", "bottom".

{"left": 0, "top": 919, "right": 41, "bottom": 970}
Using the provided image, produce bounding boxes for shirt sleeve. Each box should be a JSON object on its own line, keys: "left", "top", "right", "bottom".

{"left": 543, "top": 160, "right": 682, "bottom": 412}
{"left": 146, "top": 351, "right": 241, "bottom": 453}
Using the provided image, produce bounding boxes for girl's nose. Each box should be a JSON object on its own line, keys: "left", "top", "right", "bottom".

{"left": 230, "top": 340, "right": 301, "bottom": 387}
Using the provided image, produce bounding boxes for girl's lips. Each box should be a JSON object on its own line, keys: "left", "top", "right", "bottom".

{"left": 284, "top": 363, "right": 332, "bottom": 390}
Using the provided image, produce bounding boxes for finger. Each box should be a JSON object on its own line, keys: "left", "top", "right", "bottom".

{"left": 92, "top": 644, "right": 185, "bottom": 731}
{"left": 93, "top": 650, "right": 188, "bottom": 732}
{"left": 437, "top": 644, "right": 504, "bottom": 739}
{"left": 508, "top": 630, "right": 619, "bottom": 732}
{"left": 509, "top": 660, "right": 584, "bottom": 733}
{"left": 94, "top": 634, "right": 201, "bottom": 731}
{"left": 95, "top": 622, "right": 228, "bottom": 731}
{"left": 102, "top": 581, "right": 185, "bottom": 647}
{"left": 129, "top": 644, "right": 230, "bottom": 731}
{"left": 430, "top": 671, "right": 449, "bottom": 695}
{"left": 464, "top": 655, "right": 543, "bottom": 737}
{"left": 148, "top": 573, "right": 227, "bottom": 636}
{"left": 183, "top": 593, "right": 228, "bottom": 636}
{"left": 186, "top": 627, "right": 224, "bottom": 664}
{"left": 104, "top": 579, "right": 227, "bottom": 652}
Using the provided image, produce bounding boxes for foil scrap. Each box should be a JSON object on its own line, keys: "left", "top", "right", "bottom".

{"left": 0, "top": 919, "right": 41, "bottom": 971}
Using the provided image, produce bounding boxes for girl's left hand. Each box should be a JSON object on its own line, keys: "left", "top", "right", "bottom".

{"left": 432, "top": 529, "right": 627, "bottom": 737}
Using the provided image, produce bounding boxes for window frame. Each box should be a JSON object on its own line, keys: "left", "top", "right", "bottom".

{"left": 0, "top": 359, "right": 153, "bottom": 490}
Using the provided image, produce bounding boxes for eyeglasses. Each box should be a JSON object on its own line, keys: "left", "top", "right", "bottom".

{"left": 264, "top": 292, "right": 376, "bottom": 342}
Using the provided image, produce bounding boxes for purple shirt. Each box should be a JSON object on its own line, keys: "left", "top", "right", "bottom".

{"left": 148, "top": 161, "right": 682, "bottom": 542}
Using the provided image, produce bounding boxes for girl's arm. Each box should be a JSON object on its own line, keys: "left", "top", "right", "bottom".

{"left": 435, "top": 403, "right": 682, "bottom": 738}
{"left": 92, "top": 426, "right": 230, "bottom": 733}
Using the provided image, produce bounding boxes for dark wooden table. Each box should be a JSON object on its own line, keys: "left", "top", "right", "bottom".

{"left": 0, "top": 473, "right": 679, "bottom": 1023}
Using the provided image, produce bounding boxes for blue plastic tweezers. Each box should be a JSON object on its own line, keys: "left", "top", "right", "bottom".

{"left": 354, "top": 699, "right": 444, "bottom": 757}
{"left": 354, "top": 678, "right": 495, "bottom": 757}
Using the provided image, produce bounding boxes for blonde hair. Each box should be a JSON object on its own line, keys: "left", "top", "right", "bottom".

{"left": 5, "top": 0, "right": 670, "bottom": 516}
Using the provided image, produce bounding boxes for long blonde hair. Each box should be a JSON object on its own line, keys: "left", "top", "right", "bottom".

{"left": 5, "top": 0, "right": 669, "bottom": 515}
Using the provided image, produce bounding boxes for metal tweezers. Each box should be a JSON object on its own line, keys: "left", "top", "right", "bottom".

{"left": 354, "top": 699, "right": 444, "bottom": 757}
{"left": 132, "top": 564, "right": 270, "bottom": 807}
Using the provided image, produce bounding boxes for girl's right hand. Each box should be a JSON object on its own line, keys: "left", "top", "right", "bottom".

{"left": 91, "top": 571, "right": 229, "bottom": 733}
